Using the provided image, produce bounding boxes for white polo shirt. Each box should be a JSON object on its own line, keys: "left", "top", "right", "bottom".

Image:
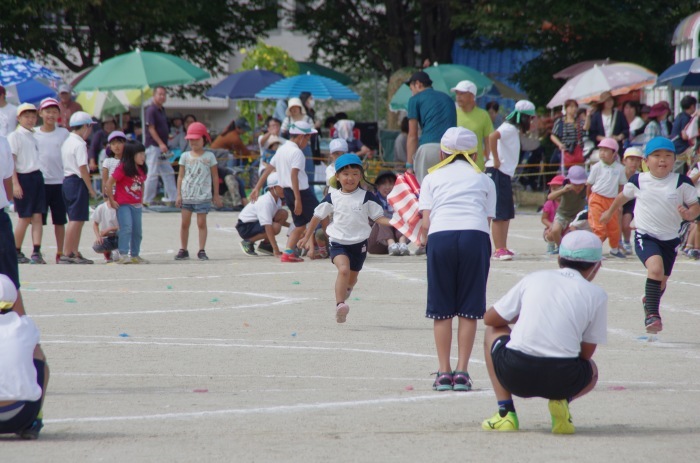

{"left": 61, "top": 132, "right": 89, "bottom": 177}
{"left": 0, "top": 312, "right": 42, "bottom": 402}
{"left": 419, "top": 160, "right": 496, "bottom": 235}
{"left": 485, "top": 122, "right": 520, "bottom": 177}
{"left": 92, "top": 202, "right": 118, "bottom": 230}
{"left": 623, "top": 172, "right": 698, "bottom": 241}
{"left": 35, "top": 126, "right": 69, "bottom": 185}
{"left": 0, "top": 103, "right": 17, "bottom": 137}
{"left": 270, "top": 140, "right": 309, "bottom": 190}
{"left": 587, "top": 161, "right": 626, "bottom": 198}
{"left": 494, "top": 268, "right": 608, "bottom": 358}
{"left": 314, "top": 187, "right": 384, "bottom": 245}
{"left": 238, "top": 190, "right": 282, "bottom": 226}
{"left": 7, "top": 126, "right": 41, "bottom": 173}
{"left": 0, "top": 136, "right": 13, "bottom": 210}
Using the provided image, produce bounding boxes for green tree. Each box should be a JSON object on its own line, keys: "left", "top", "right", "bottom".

{"left": 454, "top": 1, "right": 700, "bottom": 106}
{"left": 0, "top": 0, "right": 276, "bottom": 74}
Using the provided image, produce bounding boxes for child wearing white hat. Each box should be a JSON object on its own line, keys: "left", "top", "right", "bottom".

{"left": 236, "top": 172, "right": 289, "bottom": 257}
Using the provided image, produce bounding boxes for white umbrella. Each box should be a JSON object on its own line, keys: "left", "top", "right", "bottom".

{"left": 547, "top": 62, "right": 656, "bottom": 108}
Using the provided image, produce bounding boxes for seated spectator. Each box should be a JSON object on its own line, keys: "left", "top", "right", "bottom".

{"left": 368, "top": 171, "right": 410, "bottom": 255}
{"left": 168, "top": 112, "right": 186, "bottom": 152}
{"left": 211, "top": 117, "right": 252, "bottom": 166}
{"left": 91, "top": 201, "right": 119, "bottom": 263}
{"left": 334, "top": 119, "right": 371, "bottom": 158}
{"left": 236, "top": 172, "right": 289, "bottom": 256}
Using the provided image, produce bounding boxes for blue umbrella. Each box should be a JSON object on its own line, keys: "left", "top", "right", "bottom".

{"left": 656, "top": 59, "right": 700, "bottom": 90}
{"left": 255, "top": 73, "right": 360, "bottom": 101}
{"left": 0, "top": 54, "right": 62, "bottom": 86}
{"left": 206, "top": 69, "right": 284, "bottom": 100}
{"left": 5, "top": 79, "right": 57, "bottom": 105}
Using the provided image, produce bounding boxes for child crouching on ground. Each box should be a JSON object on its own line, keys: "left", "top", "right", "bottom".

{"left": 419, "top": 127, "right": 496, "bottom": 392}
{"left": 236, "top": 172, "right": 289, "bottom": 256}
{"left": 542, "top": 175, "right": 564, "bottom": 254}
{"left": 545, "top": 166, "right": 587, "bottom": 248}
{"left": 298, "top": 154, "right": 389, "bottom": 323}
{"left": 91, "top": 201, "right": 119, "bottom": 263}
{"left": 601, "top": 137, "right": 699, "bottom": 333}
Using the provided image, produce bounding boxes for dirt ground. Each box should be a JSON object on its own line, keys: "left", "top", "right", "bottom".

{"left": 2, "top": 209, "right": 700, "bottom": 462}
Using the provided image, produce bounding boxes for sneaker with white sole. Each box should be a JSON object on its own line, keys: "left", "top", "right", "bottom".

{"left": 388, "top": 243, "right": 401, "bottom": 256}
{"left": 399, "top": 242, "right": 411, "bottom": 256}
{"left": 493, "top": 248, "right": 514, "bottom": 261}
{"left": 609, "top": 249, "right": 626, "bottom": 259}
{"left": 336, "top": 302, "right": 350, "bottom": 323}
{"left": 257, "top": 241, "right": 274, "bottom": 256}
{"left": 549, "top": 399, "right": 575, "bottom": 434}
{"left": 240, "top": 240, "right": 257, "bottom": 256}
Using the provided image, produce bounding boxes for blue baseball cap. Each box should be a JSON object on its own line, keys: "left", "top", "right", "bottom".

{"left": 335, "top": 153, "right": 363, "bottom": 171}
{"left": 644, "top": 137, "right": 675, "bottom": 158}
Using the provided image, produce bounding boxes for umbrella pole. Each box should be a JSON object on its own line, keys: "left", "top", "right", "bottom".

{"left": 141, "top": 89, "right": 146, "bottom": 144}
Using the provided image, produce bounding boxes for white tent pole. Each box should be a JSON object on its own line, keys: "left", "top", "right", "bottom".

{"left": 141, "top": 88, "right": 145, "bottom": 144}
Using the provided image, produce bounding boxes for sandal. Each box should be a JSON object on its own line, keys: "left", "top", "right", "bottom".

{"left": 452, "top": 371, "right": 473, "bottom": 391}
{"left": 432, "top": 371, "right": 453, "bottom": 391}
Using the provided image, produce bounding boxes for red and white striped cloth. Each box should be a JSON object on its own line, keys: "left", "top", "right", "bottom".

{"left": 388, "top": 173, "right": 423, "bottom": 246}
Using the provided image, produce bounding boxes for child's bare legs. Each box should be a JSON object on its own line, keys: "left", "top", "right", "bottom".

{"left": 14, "top": 214, "right": 43, "bottom": 252}
{"left": 287, "top": 224, "right": 306, "bottom": 251}
{"left": 547, "top": 221, "right": 565, "bottom": 246}
{"left": 434, "top": 319, "right": 453, "bottom": 372}
{"left": 456, "top": 317, "right": 477, "bottom": 372}
{"left": 63, "top": 221, "right": 84, "bottom": 256}
{"left": 333, "top": 255, "right": 358, "bottom": 303}
{"left": 643, "top": 255, "right": 669, "bottom": 331}
{"left": 196, "top": 213, "right": 207, "bottom": 251}
{"left": 492, "top": 220, "right": 510, "bottom": 250}
{"left": 622, "top": 213, "right": 633, "bottom": 244}
{"left": 53, "top": 224, "right": 65, "bottom": 256}
{"left": 180, "top": 209, "right": 192, "bottom": 250}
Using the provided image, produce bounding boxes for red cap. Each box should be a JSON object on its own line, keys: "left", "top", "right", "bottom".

{"left": 547, "top": 175, "right": 566, "bottom": 186}
{"left": 39, "top": 97, "right": 60, "bottom": 111}
{"left": 184, "top": 122, "right": 211, "bottom": 142}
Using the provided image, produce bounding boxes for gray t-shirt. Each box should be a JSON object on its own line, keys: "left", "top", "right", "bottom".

{"left": 179, "top": 150, "right": 217, "bottom": 204}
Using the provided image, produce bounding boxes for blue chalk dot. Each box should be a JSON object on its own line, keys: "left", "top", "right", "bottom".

{"left": 119, "top": 333, "right": 129, "bottom": 337}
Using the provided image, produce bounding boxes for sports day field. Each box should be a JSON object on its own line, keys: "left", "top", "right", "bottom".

{"left": 3, "top": 210, "right": 700, "bottom": 462}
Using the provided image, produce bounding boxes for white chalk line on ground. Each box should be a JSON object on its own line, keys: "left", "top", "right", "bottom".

{"left": 44, "top": 392, "right": 489, "bottom": 425}
{"left": 363, "top": 265, "right": 426, "bottom": 284}
{"left": 21, "top": 271, "right": 311, "bottom": 286}
{"left": 43, "top": 334, "right": 376, "bottom": 346}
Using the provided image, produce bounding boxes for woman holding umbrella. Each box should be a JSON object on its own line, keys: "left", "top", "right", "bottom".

{"left": 587, "top": 91, "right": 629, "bottom": 146}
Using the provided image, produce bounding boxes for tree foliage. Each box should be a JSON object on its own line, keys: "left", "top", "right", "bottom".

{"left": 0, "top": 0, "right": 276, "bottom": 74}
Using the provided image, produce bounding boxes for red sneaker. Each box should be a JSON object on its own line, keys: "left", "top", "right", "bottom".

{"left": 493, "top": 248, "right": 514, "bottom": 261}
{"left": 280, "top": 252, "right": 304, "bottom": 263}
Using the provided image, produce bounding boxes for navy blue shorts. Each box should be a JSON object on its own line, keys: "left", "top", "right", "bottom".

{"left": 330, "top": 240, "right": 368, "bottom": 272}
{"left": 485, "top": 168, "right": 514, "bottom": 220}
{"left": 42, "top": 183, "right": 67, "bottom": 225}
{"left": 62, "top": 175, "right": 90, "bottom": 222}
{"left": 14, "top": 170, "right": 46, "bottom": 218}
{"left": 426, "top": 230, "right": 491, "bottom": 320}
{"left": 0, "top": 210, "right": 19, "bottom": 289}
{"left": 236, "top": 219, "right": 265, "bottom": 240}
{"left": 622, "top": 198, "right": 635, "bottom": 216}
{"left": 92, "top": 235, "right": 119, "bottom": 253}
{"left": 490, "top": 336, "right": 592, "bottom": 400}
{"left": 634, "top": 232, "right": 680, "bottom": 276}
{"left": 0, "top": 359, "right": 45, "bottom": 435}
{"left": 283, "top": 187, "right": 319, "bottom": 227}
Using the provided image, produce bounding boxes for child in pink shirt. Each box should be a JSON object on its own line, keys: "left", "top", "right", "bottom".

{"left": 542, "top": 175, "right": 565, "bottom": 254}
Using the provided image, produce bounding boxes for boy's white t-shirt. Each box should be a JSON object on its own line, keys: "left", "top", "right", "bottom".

{"left": 35, "top": 126, "right": 69, "bottom": 184}
{"left": 485, "top": 122, "right": 520, "bottom": 177}
{"left": 587, "top": 160, "right": 626, "bottom": 198}
{"left": 270, "top": 141, "right": 309, "bottom": 190}
{"left": 623, "top": 172, "right": 698, "bottom": 241}
{"left": 0, "top": 103, "right": 17, "bottom": 137}
{"left": 419, "top": 160, "right": 496, "bottom": 235}
{"left": 238, "top": 190, "right": 282, "bottom": 226}
{"left": 494, "top": 268, "right": 608, "bottom": 358}
{"left": 61, "top": 132, "right": 88, "bottom": 177}
{"left": 313, "top": 187, "right": 384, "bottom": 245}
{"left": 102, "top": 157, "right": 121, "bottom": 178}
{"left": 7, "top": 126, "right": 41, "bottom": 173}
{"left": 92, "top": 202, "right": 119, "bottom": 231}
{"left": 0, "top": 136, "right": 13, "bottom": 210}
{"left": 688, "top": 164, "right": 700, "bottom": 196}
{"left": 0, "top": 312, "right": 42, "bottom": 401}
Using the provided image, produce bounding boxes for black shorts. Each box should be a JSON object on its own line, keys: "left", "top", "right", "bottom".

{"left": 330, "top": 240, "right": 368, "bottom": 272}
{"left": 622, "top": 198, "right": 635, "bottom": 216}
{"left": 283, "top": 187, "right": 319, "bottom": 227}
{"left": 42, "top": 183, "right": 67, "bottom": 225}
{"left": 14, "top": 170, "right": 46, "bottom": 218}
{"left": 0, "top": 210, "right": 20, "bottom": 289}
{"left": 62, "top": 175, "right": 90, "bottom": 222}
{"left": 491, "top": 335, "right": 592, "bottom": 400}
{"left": 0, "top": 359, "right": 45, "bottom": 435}
{"left": 485, "top": 167, "right": 514, "bottom": 220}
{"left": 634, "top": 232, "right": 680, "bottom": 277}
{"left": 236, "top": 219, "right": 265, "bottom": 240}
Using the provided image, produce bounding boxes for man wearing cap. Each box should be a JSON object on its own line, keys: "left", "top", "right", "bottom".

{"left": 8, "top": 103, "right": 46, "bottom": 264}
{"left": 57, "top": 84, "right": 83, "bottom": 129}
{"left": 88, "top": 115, "right": 116, "bottom": 172}
{"left": 143, "top": 86, "right": 177, "bottom": 206}
{"left": 0, "top": 86, "right": 18, "bottom": 137}
{"left": 35, "top": 98, "right": 70, "bottom": 264}
{"left": 404, "top": 71, "right": 457, "bottom": 183}
{"left": 452, "top": 80, "right": 493, "bottom": 170}
{"left": 481, "top": 230, "right": 607, "bottom": 434}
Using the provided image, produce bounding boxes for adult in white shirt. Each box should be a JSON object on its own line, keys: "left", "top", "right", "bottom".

{"left": 0, "top": 86, "right": 17, "bottom": 137}
{"left": 34, "top": 98, "right": 69, "bottom": 264}
{"left": 481, "top": 230, "right": 607, "bottom": 434}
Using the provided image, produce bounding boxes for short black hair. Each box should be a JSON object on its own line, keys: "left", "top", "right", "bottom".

{"left": 681, "top": 95, "right": 697, "bottom": 111}
{"left": 400, "top": 116, "right": 409, "bottom": 133}
{"left": 335, "top": 112, "right": 348, "bottom": 120}
{"left": 485, "top": 101, "right": 499, "bottom": 111}
{"left": 558, "top": 257, "right": 597, "bottom": 272}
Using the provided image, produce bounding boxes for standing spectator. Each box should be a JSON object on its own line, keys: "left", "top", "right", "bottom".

{"left": 670, "top": 95, "right": 698, "bottom": 174}
{"left": 486, "top": 101, "right": 504, "bottom": 128}
{"left": 88, "top": 115, "right": 116, "bottom": 172}
{"left": 299, "top": 91, "right": 322, "bottom": 177}
{"left": 167, "top": 112, "right": 186, "bottom": 152}
{"left": 258, "top": 117, "right": 283, "bottom": 175}
{"left": 34, "top": 98, "right": 69, "bottom": 264}
{"left": 393, "top": 117, "right": 409, "bottom": 164}
{"left": 623, "top": 101, "right": 645, "bottom": 148}
{"left": 405, "top": 71, "right": 457, "bottom": 183}
{"left": 56, "top": 84, "right": 83, "bottom": 129}
{"left": 0, "top": 86, "right": 17, "bottom": 137}
{"left": 281, "top": 97, "right": 316, "bottom": 184}
{"left": 453, "top": 80, "right": 494, "bottom": 169}
{"left": 119, "top": 112, "right": 135, "bottom": 138}
{"left": 142, "top": 86, "right": 176, "bottom": 206}
{"left": 59, "top": 111, "right": 97, "bottom": 264}
{"left": 550, "top": 100, "right": 585, "bottom": 169}
{"left": 643, "top": 101, "right": 672, "bottom": 151}
{"left": 587, "top": 91, "right": 629, "bottom": 146}
{"left": 8, "top": 103, "right": 45, "bottom": 264}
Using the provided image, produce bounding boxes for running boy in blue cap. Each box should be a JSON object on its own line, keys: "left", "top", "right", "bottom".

{"left": 601, "top": 137, "right": 699, "bottom": 333}
{"left": 481, "top": 230, "right": 607, "bottom": 434}
{"left": 298, "top": 154, "right": 389, "bottom": 323}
